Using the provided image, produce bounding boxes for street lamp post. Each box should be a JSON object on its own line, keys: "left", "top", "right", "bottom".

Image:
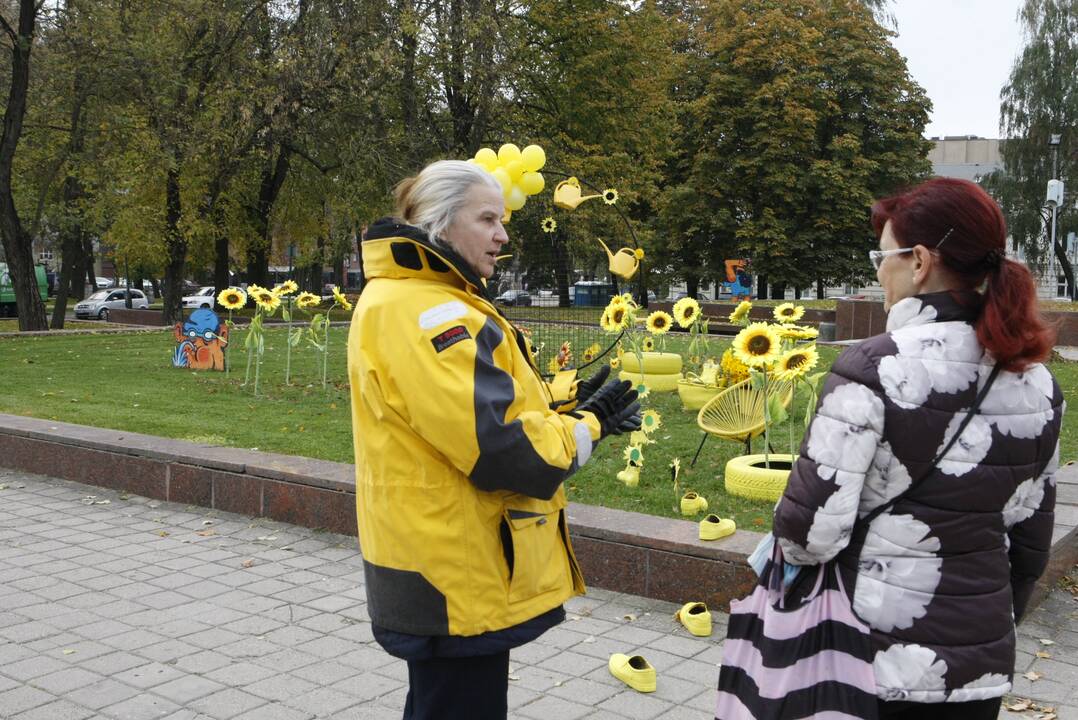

{"left": 1047, "top": 134, "right": 1068, "bottom": 299}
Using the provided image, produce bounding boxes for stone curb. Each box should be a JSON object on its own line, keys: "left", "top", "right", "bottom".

{"left": 2, "top": 411, "right": 1074, "bottom": 617}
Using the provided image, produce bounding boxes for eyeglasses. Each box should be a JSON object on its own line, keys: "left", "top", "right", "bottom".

{"left": 868, "top": 247, "right": 913, "bottom": 270}
{"left": 869, "top": 227, "right": 955, "bottom": 271}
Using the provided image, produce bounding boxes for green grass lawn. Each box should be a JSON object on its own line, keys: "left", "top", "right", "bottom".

{"left": 1, "top": 328, "right": 1075, "bottom": 531}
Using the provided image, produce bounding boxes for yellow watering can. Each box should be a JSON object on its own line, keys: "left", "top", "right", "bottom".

{"left": 553, "top": 177, "right": 602, "bottom": 210}
{"left": 598, "top": 238, "right": 641, "bottom": 281}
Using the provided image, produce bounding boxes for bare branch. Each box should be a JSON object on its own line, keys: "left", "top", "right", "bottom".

{"left": 0, "top": 13, "right": 18, "bottom": 43}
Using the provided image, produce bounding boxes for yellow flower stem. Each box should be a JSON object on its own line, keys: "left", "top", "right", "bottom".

{"left": 322, "top": 303, "right": 333, "bottom": 390}
{"left": 284, "top": 298, "right": 294, "bottom": 386}
{"left": 242, "top": 320, "right": 254, "bottom": 387}
{"left": 225, "top": 310, "right": 232, "bottom": 378}
{"left": 253, "top": 310, "right": 263, "bottom": 397}
{"left": 762, "top": 372, "right": 770, "bottom": 469}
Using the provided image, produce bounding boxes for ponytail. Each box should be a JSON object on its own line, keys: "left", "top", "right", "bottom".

{"left": 978, "top": 259, "right": 1056, "bottom": 372}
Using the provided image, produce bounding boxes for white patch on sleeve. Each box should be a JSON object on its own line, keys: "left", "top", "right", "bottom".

{"left": 574, "top": 421, "right": 593, "bottom": 467}
{"left": 418, "top": 301, "right": 468, "bottom": 330}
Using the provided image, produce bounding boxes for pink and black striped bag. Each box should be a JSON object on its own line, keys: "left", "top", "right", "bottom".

{"left": 715, "top": 544, "right": 878, "bottom": 720}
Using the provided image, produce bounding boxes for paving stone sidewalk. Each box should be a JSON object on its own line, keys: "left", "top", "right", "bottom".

{"left": 0, "top": 468, "right": 1076, "bottom": 720}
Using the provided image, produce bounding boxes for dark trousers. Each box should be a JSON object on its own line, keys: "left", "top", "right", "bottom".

{"left": 878, "top": 697, "right": 1002, "bottom": 719}
{"left": 402, "top": 651, "right": 510, "bottom": 720}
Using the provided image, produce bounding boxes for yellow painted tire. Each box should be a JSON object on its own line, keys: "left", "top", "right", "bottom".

{"left": 620, "top": 351, "right": 683, "bottom": 375}
{"left": 724, "top": 454, "right": 796, "bottom": 503}
{"left": 619, "top": 370, "right": 681, "bottom": 392}
{"left": 677, "top": 380, "right": 722, "bottom": 411}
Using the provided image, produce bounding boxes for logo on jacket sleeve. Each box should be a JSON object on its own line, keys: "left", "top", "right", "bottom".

{"left": 431, "top": 325, "right": 472, "bottom": 353}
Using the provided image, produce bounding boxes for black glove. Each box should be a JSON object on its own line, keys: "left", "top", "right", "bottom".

{"left": 575, "top": 378, "right": 641, "bottom": 438}
{"left": 575, "top": 365, "right": 610, "bottom": 405}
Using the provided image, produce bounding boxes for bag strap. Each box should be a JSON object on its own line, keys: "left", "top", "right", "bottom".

{"left": 860, "top": 362, "right": 1002, "bottom": 528}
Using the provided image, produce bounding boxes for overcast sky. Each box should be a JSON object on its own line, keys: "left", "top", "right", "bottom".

{"left": 889, "top": 1, "right": 1026, "bottom": 139}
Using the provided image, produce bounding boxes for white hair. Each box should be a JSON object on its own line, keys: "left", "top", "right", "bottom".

{"left": 394, "top": 160, "right": 501, "bottom": 248}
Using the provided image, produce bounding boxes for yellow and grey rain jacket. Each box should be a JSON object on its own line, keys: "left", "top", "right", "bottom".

{"left": 348, "top": 219, "right": 596, "bottom": 640}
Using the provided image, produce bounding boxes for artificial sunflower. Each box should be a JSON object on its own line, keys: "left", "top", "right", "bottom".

{"left": 606, "top": 294, "right": 628, "bottom": 311}
{"left": 607, "top": 305, "right": 629, "bottom": 331}
{"left": 296, "top": 291, "right": 321, "bottom": 309}
{"left": 332, "top": 286, "right": 353, "bottom": 312}
{"left": 251, "top": 289, "right": 280, "bottom": 312}
{"left": 599, "top": 309, "right": 615, "bottom": 333}
{"left": 732, "top": 322, "right": 782, "bottom": 368}
{"left": 609, "top": 356, "right": 620, "bottom": 369}
{"left": 630, "top": 430, "right": 653, "bottom": 447}
{"left": 633, "top": 248, "right": 645, "bottom": 260}
{"left": 556, "top": 341, "right": 572, "bottom": 369}
{"left": 273, "top": 280, "right": 299, "bottom": 297}
{"left": 729, "top": 300, "right": 752, "bottom": 324}
{"left": 217, "top": 288, "right": 246, "bottom": 310}
{"left": 720, "top": 347, "right": 750, "bottom": 384}
{"left": 623, "top": 445, "right": 644, "bottom": 465}
{"left": 673, "top": 297, "right": 701, "bottom": 329}
{"left": 772, "top": 345, "right": 820, "bottom": 382}
{"left": 670, "top": 457, "right": 680, "bottom": 481}
{"left": 641, "top": 409, "right": 662, "bottom": 434}
{"left": 779, "top": 324, "right": 818, "bottom": 341}
{"left": 646, "top": 311, "right": 673, "bottom": 335}
{"left": 635, "top": 383, "right": 650, "bottom": 399}
{"left": 541, "top": 217, "right": 557, "bottom": 233}
{"left": 642, "top": 337, "right": 655, "bottom": 351}
{"left": 602, "top": 189, "right": 619, "bottom": 205}
{"left": 773, "top": 302, "right": 805, "bottom": 324}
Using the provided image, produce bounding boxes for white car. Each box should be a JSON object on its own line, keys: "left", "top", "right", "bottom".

{"left": 182, "top": 286, "right": 217, "bottom": 309}
{"left": 74, "top": 289, "right": 149, "bottom": 320}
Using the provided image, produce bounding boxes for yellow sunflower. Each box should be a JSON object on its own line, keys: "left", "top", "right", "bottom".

{"left": 582, "top": 350, "right": 595, "bottom": 363}
{"left": 642, "top": 337, "right": 655, "bottom": 351}
{"left": 633, "top": 248, "right": 645, "bottom": 260}
{"left": 541, "top": 217, "right": 557, "bottom": 233}
{"left": 296, "top": 291, "right": 321, "bottom": 309}
{"left": 600, "top": 309, "right": 620, "bottom": 333}
{"left": 773, "top": 303, "right": 805, "bottom": 324}
{"left": 609, "top": 356, "right": 620, "bottom": 369}
{"left": 729, "top": 300, "right": 752, "bottom": 324}
{"left": 720, "top": 347, "right": 750, "bottom": 384}
{"left": 602, "top": 188, "right": 619, "bottom": 205}
{"left": 217, "top": 288, "right": 246, "bottom": 310}
{"left": 646, "top": 311, "right": 673, "bottom": 335}
{"left": 273, "top": 280, "right": 298, "bottom": 297}
{"left": 641, "top": 409, "right": 662, "bottom": 434}
{"left": 607, "top": 305, "right": 629, "bottom": 331}
{"left": 732, "top": 322, "right": 782, "bottom": 368}
{"left": 772, "top": 345, "right": 820, "bottom": 381}
{"left": 247, "top": 283, "right": 267, "bottom": 296}
{"left": 673, "top": 297, "right": 701, "bottom": 329}
{"left": 331, "top": 286, "right": 353, "bottom": 312}
{"left": 252, "top": 289, "right": 280, "bottom": 312}
{"left": 607, "top": 294, "right": 627, "bottom": 310}
{"left": 623, "top": 444, "right": 644, "bottom": 465}
{"left": 779, "top": 324, "right": 818, "bottom": 341}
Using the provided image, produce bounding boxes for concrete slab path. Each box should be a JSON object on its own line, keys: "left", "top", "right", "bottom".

{"left": 1, "top": 467, "right": 1076, "bottom": 719}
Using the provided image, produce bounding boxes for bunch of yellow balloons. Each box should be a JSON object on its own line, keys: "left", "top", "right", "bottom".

{"left": 471, "top": 143, "right": 546, "bottom": 220}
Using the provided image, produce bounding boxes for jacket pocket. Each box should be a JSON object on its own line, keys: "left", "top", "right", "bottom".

{"left": 502, "top": 508, "right": 566, "bottom": 605}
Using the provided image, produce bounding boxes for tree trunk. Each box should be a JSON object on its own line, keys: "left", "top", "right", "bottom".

{"left": 80, "top": 235, "right": 95, "bottom": 298}
{"left": 686, "top": 275, "right": 699, "bottom": 299}
{"left": 756, "top": 275, "right": 768, "bottom": 300}
{"left": 51, "top": 74, "right": 89, "bottom": 329}
{"left": 214, "top": 235, "right": 230, "bottom": 294}
{"left": 161, "top": 166, "right": 186, "bottom": 325}
{"left": 816, "top": 278, "right": 824, "bottom": 299}
{"left": 1055, "top": 238, "right": 1076, "bottom": 301}
{"left": 246, "top": 146, "right": 291, "bottom": 289}
{"left": 0, "top": 0, "right": 45, "bottom": 330}
{"left": 51, "top": 229, "right": 78, "bottom": 329}
{"left": 770, "top": 283, "right": 785, "bottom": 300}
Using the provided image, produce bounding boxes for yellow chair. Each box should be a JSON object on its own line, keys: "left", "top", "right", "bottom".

{"left": 691, "top": 377, "right": 794, "bottom": 466}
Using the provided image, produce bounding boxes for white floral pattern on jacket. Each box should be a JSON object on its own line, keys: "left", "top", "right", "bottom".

{"left": 773, "top": 292, "right": 1063, "bottom": 704}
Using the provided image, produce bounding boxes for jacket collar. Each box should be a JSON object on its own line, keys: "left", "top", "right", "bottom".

{"left": 361, "top": 217, "right": 489, "bottom": 297}
{"left": 886, "top": 290, "right": 982, "bottom": 333}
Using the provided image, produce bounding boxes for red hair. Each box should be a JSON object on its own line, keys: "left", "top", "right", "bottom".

{"left": 871, "top": 177, "right": 1054, "bottom": 372}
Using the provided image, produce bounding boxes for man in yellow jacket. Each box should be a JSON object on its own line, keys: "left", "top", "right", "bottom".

{"left": 348, "top": 160, "right": 640, "bottom": 719}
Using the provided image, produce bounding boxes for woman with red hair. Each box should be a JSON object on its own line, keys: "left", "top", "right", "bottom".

{"left": 728, "top": 178, "right": 1063, "bottom": 719}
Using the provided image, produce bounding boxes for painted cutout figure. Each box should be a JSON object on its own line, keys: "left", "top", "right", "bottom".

{"left": 723, "top": 259, "right": 753, "bottom": 301}
{"left": 173, "top": 308, "right": 228, "bottom": 371}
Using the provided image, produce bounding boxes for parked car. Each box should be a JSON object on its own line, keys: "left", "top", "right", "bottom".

{"left": 74, "top": 289, "right": 149, "bottom": 320}
{"left": 182, "top": 286, "right": 217, "bottom": 309}
{"left": 94, "top": 277, "right": 115, "bottom": 289}
{"left": 494, "top": 289, "right": 532, "bottom": 306}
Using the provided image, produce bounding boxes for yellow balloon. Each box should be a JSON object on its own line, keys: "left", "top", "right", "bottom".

{"left": 498, "top": 143, "right": 521, "bottom": 165}
{"left": 521, "top": 145, "right": 546, "bottom": 172}
{"left": 506, "top": 186, "right": 527, "bottom": 211}
{"left": 519, "top": 171, "right": 545, "bottom": 195}
{"left": 474, "top": 147, "right": 498, "bottom": 170}
{"left": 491, "top": 167, "right": 512, "bottom": 192}
{"left": 504, "top": 160, "right": 525, "bottom": 181}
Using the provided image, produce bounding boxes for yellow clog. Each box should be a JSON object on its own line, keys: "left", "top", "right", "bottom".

{"left": 608, "top": 653, "right": 656, "bottom": 693}
{"left": 680, "top": 491, "right": 708, "bottom": 516}
{"left": 699, "top": 514, "right": 736, "bottom": 541}
{"left": 675, "top": 602, "right": 712, "bottom": 637}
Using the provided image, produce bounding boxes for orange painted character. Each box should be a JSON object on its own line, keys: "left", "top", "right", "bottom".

{"left": 173, "top": 308, "right": 229, "bottom": 371}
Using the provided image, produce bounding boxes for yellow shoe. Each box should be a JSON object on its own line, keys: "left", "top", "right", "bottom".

{"left": 675, "top": 601, "right": 712, "bottom": 637}
{"left": 699, "top": 514, "right": 736, "bottom": 541}
{"left": 680, "top": 491, "right": 708, "bottom": 516}
{"left": 608, "top": 653, "right": 656, "bottom": 693}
